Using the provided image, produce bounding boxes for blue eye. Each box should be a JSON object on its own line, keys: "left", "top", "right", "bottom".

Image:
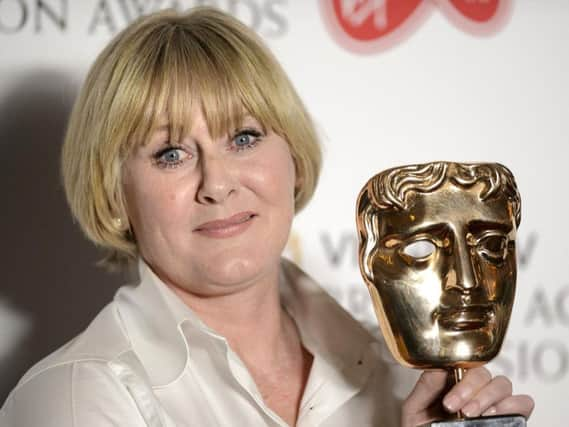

{"left": 232, "top": 128, "right": 263, "bottom": 151}
{"left": 153, "top": 146, "right": 189, "bottom": 168}
{"left": 163, "top": 149, "right": 180, "bottom": 162}
{"left": 235, "top": 134, "right": 253, "bottom": 147}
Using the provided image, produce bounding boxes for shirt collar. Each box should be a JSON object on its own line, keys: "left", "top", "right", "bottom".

{"left": 279, "top": 258, "right": 377, "bottom": 369}
{"left": 115, "top": 259, "right": 216, "bottom": 386}
{"left": 115, "top": 258, "right": 377, "bottom": 388}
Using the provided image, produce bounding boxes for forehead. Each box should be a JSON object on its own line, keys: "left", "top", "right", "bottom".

{"left": 378, "top": 182, "right": 515, "bottom": 235}
{"left": 123, "top": 31, "right": 277, "bottom": 149}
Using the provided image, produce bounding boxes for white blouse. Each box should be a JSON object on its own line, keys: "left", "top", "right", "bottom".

{"left": 1, "top": 259, "right": 417, "bottom": 426}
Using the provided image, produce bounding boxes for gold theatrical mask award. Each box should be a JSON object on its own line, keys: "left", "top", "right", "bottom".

{"left": 356, "top": 162, "right": 526, "bottom": 426}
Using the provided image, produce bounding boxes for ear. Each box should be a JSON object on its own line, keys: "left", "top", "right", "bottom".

{"left": 356, "top": 190, "right": 376, "bottom": 284}
{"left": 293, "top": 165, "right": 304, "bottom": 205}
{"left": 295, "top": 174, "right": 303, "bottom": 191}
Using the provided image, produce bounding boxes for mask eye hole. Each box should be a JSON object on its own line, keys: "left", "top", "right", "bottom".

{"left": 478, "top": 234, "right": 508, "bottom": 262}
{"left": 402, "top": 240, "right": 436, "bottom": 260}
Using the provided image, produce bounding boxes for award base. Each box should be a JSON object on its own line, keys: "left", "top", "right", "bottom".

{"left": 423, "top": 414, "right": 526, "bottom": 426}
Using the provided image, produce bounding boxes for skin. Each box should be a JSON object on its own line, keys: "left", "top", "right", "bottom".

{"left": 123, "top": 109, "right": 312, "bottom": 424}
{"left": 123, "top": 109, "right": 533, "bottom": 425}
{"left": 123, "top": 112, "right": 296, "bottom": 297}
{"left": 403, "top": 368, "right": 534, "bottom": 426}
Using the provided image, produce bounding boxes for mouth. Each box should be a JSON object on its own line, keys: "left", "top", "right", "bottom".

{"left": 434, "top": 305, "right": 495, "bottom": 331}
{"left": 194, "top": 211, "right": 256, "bottom": 237}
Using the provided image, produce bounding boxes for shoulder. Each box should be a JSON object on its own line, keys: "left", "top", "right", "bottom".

{"left": 281, "top": 258, "right": 379, "bottom": 359}
{"left": 0, "top": 357, "right": 147, "bottom": 427}
{"left": 280, "top": 260, "right": 420, "bottom": 422}
{"left": 281, "top": 258, "right": 419, "bottom": 395}
{"left": 1, "top": 302, "right": 147, "bottom": 426}
{"left": 362, "top": 323, "right": 421, "bottom": 399}
{"left": 18, "top": 301, "right": 130, "bottom": 387}
{"left": 281, "top": 258, "right": 372, "bottom": 336}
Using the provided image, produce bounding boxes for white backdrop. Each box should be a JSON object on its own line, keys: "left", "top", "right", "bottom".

{"left": 0, "top": 1, "right": 567, "bottom": 425}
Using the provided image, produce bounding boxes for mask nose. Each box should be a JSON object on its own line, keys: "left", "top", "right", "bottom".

{"left": 444, "top": 234, "right": 478, "bottom": 295}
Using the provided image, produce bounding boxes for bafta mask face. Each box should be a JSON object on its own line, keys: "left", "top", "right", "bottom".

{"left": 357, "top": 162, "right": 521, "bottom": 369}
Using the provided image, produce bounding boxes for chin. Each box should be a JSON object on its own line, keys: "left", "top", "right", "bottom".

{"left": 201, "top": 257, "right": 276, "bottom": 292}
{"left": 397, "top": 326, "right": 504, "bottom": 368}
{"left": 440, "top": 327, "right": 502, "bottom": 365}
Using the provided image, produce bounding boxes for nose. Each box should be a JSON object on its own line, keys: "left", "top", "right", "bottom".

{"left": 196, "top": 154, "right": 236, "bottom": 205}
{"left": 445, "top": 236, "right": 478, "bottom": 293}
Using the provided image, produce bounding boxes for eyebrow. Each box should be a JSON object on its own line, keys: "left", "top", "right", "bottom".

{"left": 393, "top": 219, "right": 513, "bottom": 241}
{"left": 468, "top": 220, "right": 513, "bottom": 234}
{"left": 396, "top": 222, "right": 451, "bottom": 239}
{"left": 150, "top": 114, "right": 260, "bottom": 133}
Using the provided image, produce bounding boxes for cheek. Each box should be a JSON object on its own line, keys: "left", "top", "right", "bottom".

{"left": 380, "top": 285, "right": 434, "bottom": 330}
{"left": 246, "top": 155, "right": 296, "bottom": 204}
{"left": 124, "top": 176, "right": 195, "bottom": 233}
{"left": 372, "top": 248, "right": 433, "bottom": 284}
{"left": 371, "top": 248, "right": 400, "bottom": 279}
{"left": 494, "top": 258, "right": 517, "bottom": 300}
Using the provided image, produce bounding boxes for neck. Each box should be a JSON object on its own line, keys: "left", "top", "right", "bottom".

{"left": 166, "top": 269, "right": 290, "bottom": 366}
{"left": 164, "top": 265, "right": 313, "bottom": 426}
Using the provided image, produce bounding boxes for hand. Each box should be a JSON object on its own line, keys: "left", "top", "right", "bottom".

{"left": 401, "top": 367, "right": 534, "bottom": 427}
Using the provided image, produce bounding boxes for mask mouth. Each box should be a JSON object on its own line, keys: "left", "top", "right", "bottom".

{"left": 434, "top": 304, "right": 495, "bottom": 331}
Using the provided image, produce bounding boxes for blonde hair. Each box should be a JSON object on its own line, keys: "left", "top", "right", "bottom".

{"left": 62, "top": 7, "right": 321, "bottom": 267}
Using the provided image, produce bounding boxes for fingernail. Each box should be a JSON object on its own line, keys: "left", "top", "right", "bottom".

{"left": 462, "top": 401, "right": 480, "bottom": 417}
{"left": 443, "top": 395, "right": 460, "bottom": 412}
{"left": 483, "top": 406, "right": 497, "bottom": 416}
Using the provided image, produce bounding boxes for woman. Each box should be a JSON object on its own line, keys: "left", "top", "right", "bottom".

{"left": 0, "top": 7, "right": 533, "bottom": 426}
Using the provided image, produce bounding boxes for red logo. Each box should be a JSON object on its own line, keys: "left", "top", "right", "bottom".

{"left": 320, "top": 0, "right": 512, "bottom": 54}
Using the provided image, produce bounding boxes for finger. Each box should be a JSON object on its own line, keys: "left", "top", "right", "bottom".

{"left": 482, "top": 394, "right": 535, "bottom": 419}
{"left": 442, "top": 367, "right": 492, "bottom": 413}
{"left": 403, "top": 370, "right": 448, "bottom": 414}
{"left": 461, "top": 375, "right": 512, "bottom": 417}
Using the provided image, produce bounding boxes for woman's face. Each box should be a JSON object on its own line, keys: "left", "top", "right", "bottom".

{"left": 123, "top": 109, "right": 297, "bottom": 296}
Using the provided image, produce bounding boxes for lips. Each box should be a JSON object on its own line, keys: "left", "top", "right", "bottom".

{"left": 194, "top": 211, "right": 256, "bottom": 238}
{"left": 435, "top": 305, "right": 495, "bottom": 331}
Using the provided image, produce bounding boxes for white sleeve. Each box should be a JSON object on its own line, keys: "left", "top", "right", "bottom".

{"left": 0, "top": 361, "right": 147, "bottom": 427}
